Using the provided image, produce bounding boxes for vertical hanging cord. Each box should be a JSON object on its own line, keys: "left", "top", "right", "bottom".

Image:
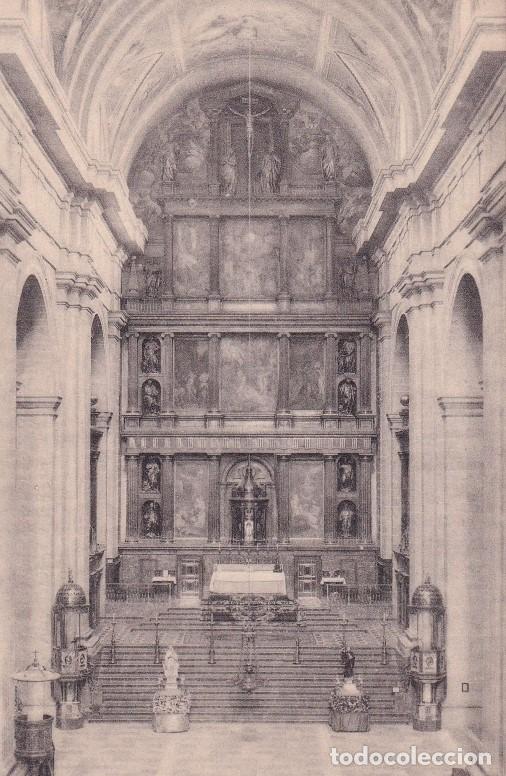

{"left": 247, "top": 37, "right": 253, "bottom": 398}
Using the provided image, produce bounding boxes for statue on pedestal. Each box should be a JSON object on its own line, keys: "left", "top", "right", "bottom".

{"left": 152, "top": 648, "right": 191, "bottom": 733}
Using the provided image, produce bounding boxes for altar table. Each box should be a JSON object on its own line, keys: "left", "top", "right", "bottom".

{"left": 209, "top": 564, "right": 287, "bottom": 596}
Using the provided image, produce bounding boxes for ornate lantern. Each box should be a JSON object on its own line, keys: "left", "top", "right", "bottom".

{"left": 409, "top": 577, "right": 446, "bottom": 731}
{"left": 52, "top": 572, "right": 90, "bottom": 729}
{"left": 12, "top": 653, "right": 60, "bottom": 774}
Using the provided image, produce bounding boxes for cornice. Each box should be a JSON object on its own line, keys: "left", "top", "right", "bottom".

{"left": 355, "top": 19, "right": 506, "bottom": 256}
{"left": 463, "top": 173, "right": 505, "bottom": 244}
{"left": 0, "top": 19, "right": 145, "bottom": 253}
{"left": 438, "top": 395, "right": 484, "bottom": 418}
{"left": 56, "top": 270, "right": 104, "bottom": 305}
{"left": 395, "top": 270, "right": 445, "bottom": 304}
{"left": 16, "top": 395, "right": 62, "bottom": 416}
{"left": 108, "top": 310, "right": 128, "bottom": 340}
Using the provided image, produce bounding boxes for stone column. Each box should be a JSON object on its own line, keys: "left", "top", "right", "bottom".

{"left": 162, "top": 215, "right": 174, "bottom": 306}
{"left": 89, "top": 441, "right": 100, "bottom": 550}
{"left": 208, "top": 455, "right": 221, "bottom": 542}
{"left": 324, "top": 455, "right": 337, "bottom": 542}
{"left": 207, "top": 333, "right": 221, "bottom": 414}
{"left": 125, "top": 454, "right": 140, "bottom": 540}
{"left": 373, "top": 307, "right": 392, "bottom": 560}
{"left": 15, "top": 397, "right": 61, "bottom": 664}
{"left": 207, "top": 112, "right": 221, "bottom": 196}
{"left": 106, "top": 311, "right": 126, "bottom": 564}
{"left": 439, "top": 397, "right": 483, "bottom": 727}
{"left": 358, "top": 455, "right": 373, "bottom": 542}
{"left": 277, "top": 455, "right": 290, "bottom": 542}
{"left": 277, "top": 216, "right": 290, "bottom": 311}
{"left": 161, "top": 455, "right": 174, "bottom": 541}
{"left": 325, "top": 216, "right": 335, "bottom": 303}
{"left": 126, "top": 331, "right": 139, "bottom": 413}
{"left": 279, "top": 117, "right": 291, "bottom": 194}
{"left": 276, "top": 333, "right": 291, "bottom": 424}
{"left": 161, "top": 333, "right": 175, "bottom": 417}
{"left": 208, "top": 217, "right": 220, "bottom": 310}
{"left": 324, "top": 333, "right": 337, "bottom": 413}
{"left": 359, "top": 332, "right": 372, "bottom": 413}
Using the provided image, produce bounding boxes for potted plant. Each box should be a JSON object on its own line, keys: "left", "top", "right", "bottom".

{"left": 329, "top": 682, "right": 370, "bottom": 732}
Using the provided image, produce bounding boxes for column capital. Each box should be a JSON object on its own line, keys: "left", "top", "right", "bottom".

{"left": 125, "top": 452, "right": 139, "bottom": 460}
{"left": 108, "top": 310, "right": 128, "bottom": 340}
{"left": 208, "top": 332, "right": 221, "bottom": 340}
{"left": 16, "top": 395, "right": 62, "bottom": 417}
{"left": 438, "top": 395, "right": 483, "bottom": 418}
{"left": 358, "top": 453, "right": 374, "bottom": 462}
{"left": 277, "top": 332, "right": 290, "bottom": 339}
{"left": 323, "top": 453, "right": 338, "bottom": 461}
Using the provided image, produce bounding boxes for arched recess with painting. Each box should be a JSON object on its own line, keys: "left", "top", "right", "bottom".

{"left": 440, "top": 272, "right": 484, "bottom": 732}
{"left": 15, "top": 274, "right": 59, "bottom": 664}
{"left": 89, "top": 315, "right": 110, "bottom": 628}
{"left": 391, "top": 314, "right": 410, "bottom": 628}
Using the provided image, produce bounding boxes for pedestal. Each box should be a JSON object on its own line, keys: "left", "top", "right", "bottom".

{"left": 329, "top": 709, "right": 370, "bottom": 732}
{"left": 153, "top": 712, "right": 190, "bottom": 733}
{"left": 14, "top": 715, "right": 55, "bottom": 775}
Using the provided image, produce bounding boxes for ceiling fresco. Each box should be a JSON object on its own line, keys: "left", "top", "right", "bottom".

{"left": 44, "top": 0, "right": 455, "bottom": 174}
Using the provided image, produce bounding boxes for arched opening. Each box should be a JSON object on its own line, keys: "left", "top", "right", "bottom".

{"left": 15, "top": 276, "right": 58, "bottom": 666}
{"left": 392, "top": 316, "right": 410, "bottom": 628}
{"left": 441, "top": 273, "right": 484, "bottom": 734}
{"left": 89, "top": 316, "right": 109, "bottom": 628}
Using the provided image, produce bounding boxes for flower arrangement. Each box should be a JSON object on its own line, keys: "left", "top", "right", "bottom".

{"left": 329, "top": 690, "right": 370, "bottom": 713}
{"left": 153, "top": 689, "right": 191, "bottom": 714}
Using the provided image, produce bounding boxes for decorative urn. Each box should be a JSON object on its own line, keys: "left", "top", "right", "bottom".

{"left": 152, "top": 647, "right": 191, "bottom": 733}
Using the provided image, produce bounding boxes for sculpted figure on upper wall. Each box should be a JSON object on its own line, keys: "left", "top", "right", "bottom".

{"left": 142, "top": 379, "right": 161, "bottom": 415}
{"left": 337, "top": 339, "right": 357, "bottom": 374}
{"left": 141, "top": 337, "right": 161, "bottom": 373}
{"left": 128, "top": 98, "right": 210, "bottom": 221}
{"left": 337, "top": 379, "right": 357, "bottom": 415}
{"left": 128, "top": 89, "right": 372, "bottom": 238}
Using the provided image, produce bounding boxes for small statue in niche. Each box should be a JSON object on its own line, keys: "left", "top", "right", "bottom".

{"left": 243, "top": 504, "right": 255, "bottom": 544}
{"left": 142, "top": 379, "right": 161, "bottom": 415}
{"left": 337, "top": 501, "right": 357, "bottom": 538}
{"left": 161, "top": 142, "right": 178, "bottom": 183}
{"left": 142, "top": 500, "right": 161, "bottom": 539}
{"left": 220, "top": 146, "right": 237, "bottom": 197}
{"left": 258, "top": 149, "right": 281, "bottom": 194}
{"left": 144, "top": 269, "right": 161, "bottom": 299}
{"left": 338, "top": 455, "right": 356, "bottom": 492}
{"left": 142, "top": 457, "right": 161, "bottom": 492}
{"left": 336, "top": 258, "right": 359, "bottom": 301}
{"left": 321, "top": 134, "right": 337, "bottom": 182}
{"left": 337, "top": 339, "right": 357, "bottom": 374}
{"left": 142, "top": 337, "right": 161, "bottom": 373}
{"left": 338, "top": 379, "right": 357, "bottom": 415}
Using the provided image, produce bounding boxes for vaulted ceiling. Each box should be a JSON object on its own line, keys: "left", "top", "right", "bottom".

{"left": 46, "top": 0, "right": 455, "bottom": 178}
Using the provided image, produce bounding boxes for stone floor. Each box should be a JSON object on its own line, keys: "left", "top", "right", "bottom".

{"left": 54, "top": 722, "right": 461, "bottom": 776}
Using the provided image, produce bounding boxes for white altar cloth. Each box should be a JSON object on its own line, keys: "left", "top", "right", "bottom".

{"left": 209, "top": 564, "right": 287, "bottom": 596}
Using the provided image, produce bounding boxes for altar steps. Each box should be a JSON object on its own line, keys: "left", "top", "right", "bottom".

{"left": 91, "top": 643, "right": 409, "bottom": 724}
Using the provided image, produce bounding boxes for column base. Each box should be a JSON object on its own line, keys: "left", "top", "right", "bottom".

{"left": 207, "top": 295, "right": 221, "bottom": 312}
{"left": 276, "top": 293, "right": 291, "bottom": 313}
{"left": 162, "top": 295, "right": 175, "bottom": 312}
{"left": 160, "top": 412, "right": 177, "bottom": 427}
{"left": 320, "top": 412, "right": 339, "bottom": 429}
{"left": 275, "top": 411, "right": 293, "bottom": 428}
{"left": 204, "top": 412, "right": 224, "bottom": 429}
